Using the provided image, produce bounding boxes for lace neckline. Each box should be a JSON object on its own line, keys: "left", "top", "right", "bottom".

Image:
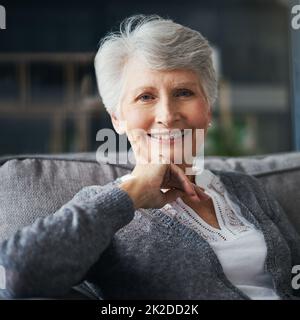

{"left": 117, "top": 169, "right": 253, "bottom": 242}
{"left": 162, "top": 170, "right": 253, "bottom": 242}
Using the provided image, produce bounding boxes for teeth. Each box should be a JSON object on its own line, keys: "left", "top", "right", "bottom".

{"left": 148, "top": 130, "right": 185, "bottom": 140}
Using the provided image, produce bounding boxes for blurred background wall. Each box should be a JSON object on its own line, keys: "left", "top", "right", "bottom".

{"left": 0, "top": 0, "right": 297, "bottom": 156}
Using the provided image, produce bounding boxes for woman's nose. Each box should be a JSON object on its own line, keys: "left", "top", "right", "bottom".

{"left": 155, "top": 99, "right": 181, "bottom": 127}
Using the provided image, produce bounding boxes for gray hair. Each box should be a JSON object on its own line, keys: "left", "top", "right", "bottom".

{"left": 94, "top": 14, "right": 218, "bottom": 116}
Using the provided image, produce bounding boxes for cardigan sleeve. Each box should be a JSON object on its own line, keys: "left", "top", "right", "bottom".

{"left": 257, "top": 181, "right": 300, "bottom": 298}
{"left": 264, "top": 190, "right": 300, "bottom": 264}
{"left": 248, "top": 175, "right": 300, "bottom": 266}
{"left": 0, "top": 182, "right": 135, "bottom": 299}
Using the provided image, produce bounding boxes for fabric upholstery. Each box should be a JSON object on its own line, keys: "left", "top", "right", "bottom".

{"left": 0, "top": 152, "right": 299, "bottom": 243}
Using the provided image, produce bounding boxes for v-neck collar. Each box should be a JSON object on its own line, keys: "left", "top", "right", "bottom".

{"left": 114, "top": 169, "right": 291, "bottom": 299}
{"left": 174, "top": 196, "right": 223, "bottom": 232}
{"left": 115, "top": 170, "right": 262, "bottom": 231}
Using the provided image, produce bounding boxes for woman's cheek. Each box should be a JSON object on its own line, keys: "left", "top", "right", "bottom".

{"left": 125, "top": 109, "right": 152, "bottom": 131}
{"left": 188, "top": 109, "right": 210, "bottom": 128}
{"left": 187, "top": 100, "right": 210, "bottom": 125}
{"left": 125, "top": 110, "right": 151, "bottom": 159}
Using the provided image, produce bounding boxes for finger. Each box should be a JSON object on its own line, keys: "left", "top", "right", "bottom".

{"left": 194, "top": 185, "right": 210, "bottom": 201}
{"left": 169, "top": 163, "right": 196, "bottom": 196}
{"left": 162, "top": 188, "right": 184, "bottom": 205}
{"left": 159, "top": 154, "right": 169, "bottom": 165}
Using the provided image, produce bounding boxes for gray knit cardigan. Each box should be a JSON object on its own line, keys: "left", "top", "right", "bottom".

{"left": 0, "top": 170, "right": 300, "bottom": 300}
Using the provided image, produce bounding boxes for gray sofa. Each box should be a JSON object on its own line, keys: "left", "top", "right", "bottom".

{"left": 0, "top": 151, "right": 300, "bottom": 299}
{"left": 0, "top": 151, "right": 300, "bottom": 245}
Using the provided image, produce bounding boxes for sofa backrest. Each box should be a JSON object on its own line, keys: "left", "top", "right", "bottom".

{"left": 0, "top": 152, "right": 299, "bottom": 243}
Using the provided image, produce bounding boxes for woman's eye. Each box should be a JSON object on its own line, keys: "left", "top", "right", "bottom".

{"left": 138, "top": 94, "right": 154, "bottom": 102}
{"left": 175, "top": 89, "right": 194, "bottom": 97}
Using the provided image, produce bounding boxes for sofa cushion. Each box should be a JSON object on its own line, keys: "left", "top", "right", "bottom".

{"left": 0, "top": 154, "right": 130, "bottom": 243}
{"left": 0, "top": 152, "right": 299, "bottom": 243}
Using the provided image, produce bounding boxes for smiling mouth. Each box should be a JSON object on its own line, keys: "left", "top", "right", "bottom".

{"left": 147, "top": 129, "right": 191, "bottom": 141}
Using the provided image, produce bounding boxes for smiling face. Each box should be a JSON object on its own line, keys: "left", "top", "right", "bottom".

{"left": 111, "top": 57, "right": 212, "bottom": 173}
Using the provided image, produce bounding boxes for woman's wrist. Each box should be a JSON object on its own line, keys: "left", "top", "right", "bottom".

{"left": 119, "top": 178, "right": 146, "bottom": 210}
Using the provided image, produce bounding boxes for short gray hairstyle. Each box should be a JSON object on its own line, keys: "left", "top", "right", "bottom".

{"left": 94, "top": 14, "right": 218, "bottom": 116}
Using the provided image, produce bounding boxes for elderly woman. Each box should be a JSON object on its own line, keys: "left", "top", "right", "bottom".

{"left": 1, "top": 14, "right": 300, "bottom": 300}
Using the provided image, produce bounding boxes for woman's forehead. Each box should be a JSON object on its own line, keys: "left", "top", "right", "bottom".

{"left": 124, "top": 56, "right": 199, "bottom": 83}
{"left": 125, "top": 68, "right": 200, "bottom": 91}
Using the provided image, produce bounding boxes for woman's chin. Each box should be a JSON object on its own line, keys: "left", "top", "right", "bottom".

{"left": 138, "top": 148, "right": 193, "bottom": 166}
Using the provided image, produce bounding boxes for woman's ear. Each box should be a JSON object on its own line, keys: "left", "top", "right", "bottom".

{"left": 205, "top": 106, "right": 212, "bottom": 127}
{"left": 110, "top": 112, "right": 126, "bottom": 135}
{"left": 208, "top": 107, "right": 212, "bottom": 124}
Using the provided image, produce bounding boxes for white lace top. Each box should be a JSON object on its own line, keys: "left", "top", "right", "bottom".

{"left": 118, "top": 170, "right": 280, "bottom": 299}
{"left": 161, "top": 169, "right": 254, "bottom": 242}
